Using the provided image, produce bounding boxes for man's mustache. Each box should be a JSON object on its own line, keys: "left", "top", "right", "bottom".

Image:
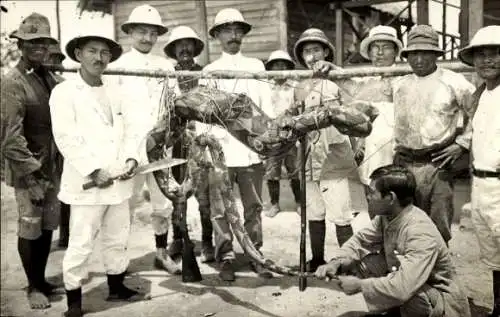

{"left": 93, "top": 61, "right": 105, "bottom": 67}
{"left": 180, "top": 49, "right": 193, "bottom": 56}
{"left": 140, "top": 41, "right": 153, "bottom": 46}
{"left": 228, "top": 40, "right": 241, "bottom": 45}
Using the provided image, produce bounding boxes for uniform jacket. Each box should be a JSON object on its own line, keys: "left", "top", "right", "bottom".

{"left": 1, "top": 59, "right": 62, "bottom": 189}
{"left": 392, "top": 67, "right": 475, "bottom": 150}
{"left": 294, "top": 79, "right": 359, "bottom": 182}
{"left": 49, "top": 72, "right": 143, "bottom": 205}
{"left": 335, "top": 205, "right": 471, "bottom": 316}
{"left": 197, "top": 51, "right": 274, "bottom": 167}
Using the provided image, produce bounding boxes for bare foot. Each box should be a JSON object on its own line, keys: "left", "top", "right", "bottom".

{"left": 28, "top": 289, "right": 51, "bottom": 309}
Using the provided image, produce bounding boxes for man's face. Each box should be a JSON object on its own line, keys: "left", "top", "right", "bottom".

{"left": 407, "top": 50, "right": 439, "bottom": 77}
{"left": 369, "top": 40, "right": 397, "bottom": 67}
{"left": 365, "top": 180, "right": 392, "bottom": 219}
{"left": 19, "top": 38, "right": 52, "bottom": 66}
{"left": 130, "top": 25, "right": 159, "bottom": 54}
{"left": 301, "top": 42, "right": 329, "bottom": 69}
{"left": 174, "top": 38, "right": 196, "bottom": 63}
{"left": 269, "top": 60, "right": 290, "bottom": 71}
{"left": 473, "top": 47, "right": 500, "bottom": 81}
{"left": 75, "top": 40, "right": 112, "bottom": 77}
{"left": 216, "top": 23, "right": 245, "bottom": 55}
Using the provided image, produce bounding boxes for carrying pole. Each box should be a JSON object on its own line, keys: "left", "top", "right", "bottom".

{"left": 298, "top": 101, "right": 307, "bottom": 292}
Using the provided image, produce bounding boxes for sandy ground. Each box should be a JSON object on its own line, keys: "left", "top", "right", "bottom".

{"left": 0, "top": 179, "right": 495, "bottom": 317}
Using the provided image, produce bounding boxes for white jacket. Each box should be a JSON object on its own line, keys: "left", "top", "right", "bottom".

{"left": 109, "top": 48, "right": 180, "bottom": 164}
{"left": 49, "top": 72, "right": 143, "bottom": 205}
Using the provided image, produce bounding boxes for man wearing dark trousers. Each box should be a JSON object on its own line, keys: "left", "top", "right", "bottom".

{"left": 163, "top": 25, "right": 215, "bottom": 263}
{"left": 1, "top": 13, "right": 63, "bottom": 310}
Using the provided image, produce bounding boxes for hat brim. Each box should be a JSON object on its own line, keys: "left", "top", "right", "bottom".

{"left": 66, "top": 36, "right": 123, "bottom": 63}
{"left": 265, "top": 58, "right": 295, "bottom": 70}
{"left": 359, "top": 35, "right": 403, "bottom": 60}
{"left": 163, "top": 37, "right": 204, "bottom": 59}
{"left": 458, "top": 44, "right": 500, "bottom": 66}
{"left": 121, "top": 22, "right": 168, "bottom": 35}
{"left": 400, "top": 45, "right": 444, "bottom": 58}
{"left": 10, "top": 31, "right": 58, "bottom": 44}
{"left": 293, "top": 37, "right": 335, "bottom": 68}
{"left": 208, "top": 21, "right": 251, "bottom": 38}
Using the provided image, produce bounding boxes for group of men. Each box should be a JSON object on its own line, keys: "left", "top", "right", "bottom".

{"left": 1, "top": 3, "right": 499, "bottom": 317}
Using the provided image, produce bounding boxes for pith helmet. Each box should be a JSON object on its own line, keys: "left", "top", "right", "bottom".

{"left": 10, "top": 13, "right": 57, "bottom": 44}
{"left": 66, "top": 30, "right": 122, "bottom": 63}
{"left": 209, "top": 8, "right": 251, "bottom": 38}
{"left": 359, "top": 25, "right": 403, "bottom": 60}
{"left": 400, "top": 25, "right": 444, "bottom": 58}
{"left": 163, "top": 26, "right": 204, "bottom": 59}
{"left": 265, "top": 50, "right": 295, "bottom": 70}
{"left": 458, "top": 25, "right": 500, "bottom": 66}
{"left": 121, "top": 4, "right": 168, "bottom": 35}
{"left": 293, "top": 28, "right": 335, "bottom": 67}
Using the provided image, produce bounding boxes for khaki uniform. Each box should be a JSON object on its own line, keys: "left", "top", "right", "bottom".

{"left": 1, "top": 59, "right": 62, "bottom": 240}
{"left": 335, "top": 206, "right": 471, "bottom": 316}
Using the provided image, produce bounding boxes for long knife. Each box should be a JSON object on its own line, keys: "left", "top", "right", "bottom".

{"left": 82, "top": 157, "right": 188, "bottom": 190}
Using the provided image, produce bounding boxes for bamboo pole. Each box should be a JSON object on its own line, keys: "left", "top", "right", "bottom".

{"left": 47, "top": 61, "right": 473, "bottom": 80}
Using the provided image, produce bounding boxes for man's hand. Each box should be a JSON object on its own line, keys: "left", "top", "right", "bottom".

{"left": 23, "top": 173, "right": 46, "bottom": 201}
{"left": 338, "top": 276, "right": 362, "bottom": 295}
{"left": 314, "top": 260, "right": 342, "bottom": 280}
{"left": 119, "top": 159, "right": 138, "bottom": 180}
{"left": 431, "top": 143, "right": 465, "bottom": 169}
{"left": 312, "top": 61, "right": 343, "bottom": 76}
{"left": 89, "top": 169, "right": 114, "bottom": 188}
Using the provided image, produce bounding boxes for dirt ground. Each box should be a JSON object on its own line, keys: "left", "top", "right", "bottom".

{"left": 0, "top": 178, "right": 495, "bottom": 317}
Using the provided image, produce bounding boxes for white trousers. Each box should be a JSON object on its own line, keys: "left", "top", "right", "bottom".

{"left": 63, "top": 201, "right": 130, "bottom": 290}
{"left": 471, "top": 176, "right": 500, "bottom": 270}
{"left": 306, "top": 179, "right": 368, "bottom": 227}
{"left": 131, "top": 173, "right": 173, "bottom": 235}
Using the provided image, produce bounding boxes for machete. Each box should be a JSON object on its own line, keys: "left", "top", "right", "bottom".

{"left": 82, "top": 157, "right": 188, "bottom": 190}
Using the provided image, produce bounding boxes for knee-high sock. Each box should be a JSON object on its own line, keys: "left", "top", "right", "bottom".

{"left": 309, "top": 220, "right": 325, "bottom": 261}
{"left": 155, "top": 233, "right": 168, "bottom": 249}
{"left": 267, "top": 180, "right": 280, "bottom": 205}
{"left": 290, "top": 179, "right": 301, "bottom": 204}
{"left": 199, "top": 206, "right": 213, "bottom": 244}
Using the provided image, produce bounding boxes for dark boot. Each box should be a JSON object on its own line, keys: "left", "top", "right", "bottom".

{"left": 290, "top": 179, "right": 301, "bottom": 205}
{"left": 335, "top": 224, "right": 353, "bottom": 247}
{"left": 59, "top": 203, "right": 70, "bottom": 248}
{"left": 490, "top": 270, "right": 500, "bottom": 317}
{"left": 306, "top": 220, "right": 326, "bottom": 273}
{"left": 64, "top": 288, "right": 82, "bottom": 317}
{"left": 106, "top": 272, "right": 148, "bottom": 302}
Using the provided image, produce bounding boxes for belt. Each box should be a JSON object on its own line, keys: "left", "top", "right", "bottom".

{"left": 472, "top": 168, "right": 500, "bottom": 178}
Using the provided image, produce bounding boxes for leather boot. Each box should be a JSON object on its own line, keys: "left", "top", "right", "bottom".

{"left": 306, "top": 220, "right": 326, "bottom": 272}
{"left": 64, "top": 288, "right": 82, "bottom": 317}
{"left": 335, "top": 224, "right": 353, "bottom": 247}
{"left": 106, "top": 272, "right": 149, "bottom": 302}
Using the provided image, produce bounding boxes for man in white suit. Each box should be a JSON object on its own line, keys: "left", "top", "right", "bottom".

{"left": 198, "top": 8, "right": 274, "bottom": 281}
{"left": 49, "top": 30, "right": 147, "bottom": 317}
{"left": 111, "top": 4, "right": 181, "bottom": 274}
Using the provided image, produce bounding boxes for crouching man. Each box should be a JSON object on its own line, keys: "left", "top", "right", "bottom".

{"left": 49, "top": 30, "right": 147, "bottom": 317}
{"left": 315, "top": 165, "right": 471, "bottom": 317}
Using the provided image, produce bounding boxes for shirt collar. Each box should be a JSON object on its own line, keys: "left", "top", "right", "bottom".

{"left": 220, "top": 51, "right": 243, "bottom": 63}
{"left": 129, "top": 47, "right": 153, "bottom": 61}
{"left": 75, "top": 69, "right": 106, "bottom": 89}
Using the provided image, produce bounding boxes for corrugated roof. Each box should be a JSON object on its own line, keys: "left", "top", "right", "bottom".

{"left": 371, "top": 1, "right": 417, "bottom": 22}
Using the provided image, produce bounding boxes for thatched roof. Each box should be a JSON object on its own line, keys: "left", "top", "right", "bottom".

{"left": 77, "top": 0, "right": 113, "bottom": 15}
